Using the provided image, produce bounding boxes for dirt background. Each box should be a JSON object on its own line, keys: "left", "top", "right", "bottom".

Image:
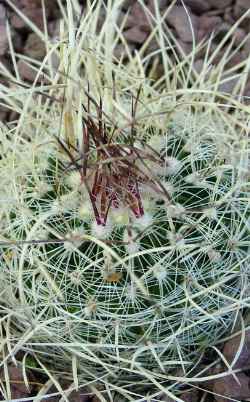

{"left": 1, "top": 0, "right": 250, "bottom": 106}
{"left": 0, "top": 0, "right": 250, "bottom": 401}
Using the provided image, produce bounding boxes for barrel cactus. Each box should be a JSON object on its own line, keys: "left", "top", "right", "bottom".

{"left": 0, "top": 1, "right": 249, "bottom": 400}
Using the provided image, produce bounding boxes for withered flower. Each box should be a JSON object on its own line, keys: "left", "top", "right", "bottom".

{"left": 57, "top": 87, "right": 168, "bottom": 226}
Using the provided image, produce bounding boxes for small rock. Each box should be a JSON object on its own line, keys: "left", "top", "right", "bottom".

{"left": 180, "top": 388, "right": 199, "bottom": 402}
{"left": 8, "top": 110, "right": 19, "bottom": 122}
{"left": 219, "top": 76, "right": 239, "bottom": 94}
{"left": 128, "top": 2, "right": 152, "bottom": 32}
{"left": 213, "top": 22, "right": 232, "bottom": 43}
{"left": 0, "top": 25, "right": 8, "bottom": 56}
{"left": 145, "top": 38, "right": 160, "bottom": 54}
{"left": 17, "top": 60, "right": 36, "bottom": 82}
{"left": 147, "top": 0, "right": 172, "bottom": 13}
{"left": 158, "top": 392, "right": 177, "bottom": 401}
{"left": 91, "top": 397, "right": 101, "bottom": 402}
{"left": 17, "top": 59, "right": 48, "bottom": 83}
{"left": 0, "top": 108, "right": 9, "bottom": 122}
{"left": 223, "top": 329, "right": 250, "bottom": 370}
{"left": 94, "top": 8, "right": 107, "bottom": 33}
{"left": 234, "top": 0, "right": 250, "bottom": 29}
{"left": 117, "top": 11, "right": 135, "bottom": 30}
{"left": 16, "top": 30, "right": 25, "bottom": 53}
{"left": 0, "top": 4, "right": 6, "bottom": 22}
{"left": 177, "top": 0, "right": 211, "bottom": 14}
{"left": 198, "top": 15, "right": 222, "bottom": 34}
{"left": 12, "top": 0, "right": 55, "bottom": 17}
{"left": 213, "top": 373, "right": 250, "bottom": 402}
{"left": 226, "top": 50, "right": 248, "bottom": 68}
{"left": 193, "top": 59, "right": 204, "bottom": 74}
{"left": 124, "top": 26, "right": 148, "bottom": 44}
{"left": 220, "top": 76, "right": 241, "bottom": 96}
{"left": 158, "top": 388, "right": 199, "bottom": 402}
{"left": 113, "top": 43, "right": 135, "bottom": 59}
{"left": 121, "top": 0, "right": 135, "bottom": 10}
{"left": 243, "top": 35, "right": 250, "bottom": 53}
{"left": 197, "top": 16, "right": 222, "bottom": 42}
{"left": 232, "top": 27, "right": 246, "bottom": 47}
{"left": 224, "top": 6, "right": 236, "bottom": 24}
{"left": 0, "top": 57, "right": 12, "bottom": 82}
{"left": 207, "top": 0, "right": 233, "bottom": 8}
{"left": 11, "top": 8, "right": 44, "bottom": 31}
{"left": 0, "top": 22, "right": 23, "bottom": 55}
{"left": 68, "top": 389, "right": 91, "bottom": 402}
{"left": 208, "top": 329, "right": 250, "bottom": 401}
{"left": 48, "top": 20, "right": 60, "bottom": 38}
{"left": 2, "top": 365, "right": 33, "bottom": 400}
{"left": 234, "top": 0, "right": 250, "bottom": 19}
{"left": 165, "top": 6, "right": 199, "bottom": 43}
{"left": 177, "top": 40, "right": 193, "bottom": 55}
{"left": 206, "top": 9, "right": 224, "bottom": 16}
{"left": 244, "top": 86, "right": 250, "bottom": 105}
{"left": 195, "top": 41, "right": 217, "bottom": 60}
{"left": 24, "top": 33, "right": 46, "bottom": 60}
{"left": 212, "top": 47, "right": 247, "bottom": 68}
{"left": 12, "top": 0, "right": 41, "bottom": 6}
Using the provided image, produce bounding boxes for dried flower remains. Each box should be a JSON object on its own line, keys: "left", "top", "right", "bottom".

{"left": 57, "top": 86, "right": 169, "bottom": 226}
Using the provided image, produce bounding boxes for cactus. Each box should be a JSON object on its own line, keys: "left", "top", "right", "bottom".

{"left": 0, "top": 1, "right": 249, "bottom": 400}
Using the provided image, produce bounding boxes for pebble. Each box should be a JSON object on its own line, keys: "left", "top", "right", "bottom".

{"left": 0, "top": 25, "right": 8, "bottom": 56}
{"left": 0, "top": 4, "right": 6, "bottom": 22}
{"left": 197, "top": 15, "right": 222, "bottom": 41}
{"left": 177, "top": 40, "right": 193, "bottom": 55}
{"left": 165, "top": 6, "right": 199, "bottom": 43}
{"left": 232, "top": 27, "right": 246, "bottom": 47}
{"left": 24, "top": 32, "right": 46, "bottom": 60}
{"left": 207, "top": 0, "right": 233, "bottom": 7}
{"left": 124, "top": 26, "right": 148, "bottom": 44}
{"left": 224, "top": 6, "right": 236, "bottom": 24}
{"left": 198, "top": 15, "right": 222, "bottom": 33}
{"left": 213, "top": 373, "right": 250, "bottom": 402}
{"left": 11, "top": 8, "right": 45, "bottom": 31}
{"left": 219, "top": 76, "right": 239, "bottom": 94}
{"left": 234, "top": 0, "right": 250, "bottom": 19}
{"left": 177, "top": 0, "right": 211, "bottom": 14}
{"left": 243, "top": 36, "right": 250, "bottom": 53}
{"left": 223, "top": 329, "right": 250, "bottom": 370}
{"left": 1, "top": 0, "right": 250, "bottom": 109}
{"left": 17, "top": 59, "right": 48, "bottom": 83}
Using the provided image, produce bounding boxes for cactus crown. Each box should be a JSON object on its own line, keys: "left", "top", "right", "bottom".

{"left": 57, "top": 85, "right": 169, "bottom": 227}
{"left": 0, "top": 1, "right": 249, "bottom": 400}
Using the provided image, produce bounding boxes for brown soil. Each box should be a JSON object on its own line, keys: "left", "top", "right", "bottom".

{"left": 0, "top": 1, "right": 250, "bottom": 401}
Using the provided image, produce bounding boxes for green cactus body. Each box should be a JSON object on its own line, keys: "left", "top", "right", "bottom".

{"left": 1, "top": 100, "right": 249, "bottom": 374}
